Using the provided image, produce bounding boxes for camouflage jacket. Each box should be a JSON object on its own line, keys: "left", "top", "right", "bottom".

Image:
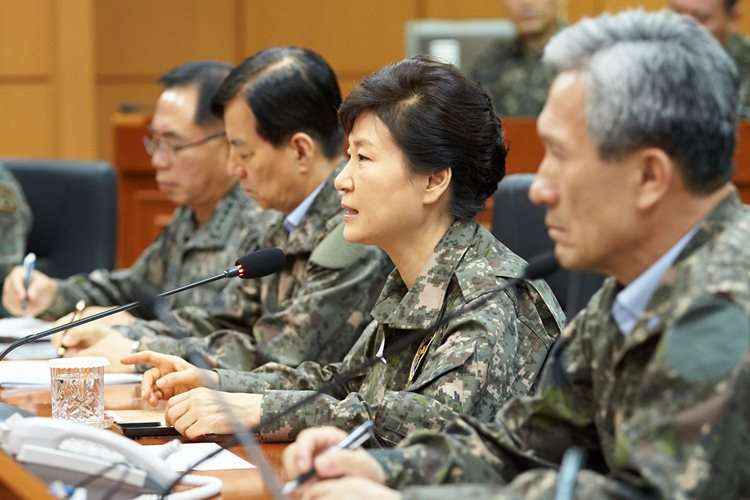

{"left": 43, "top": 184, "right": 276, "bottom": 319}
{"left": 726, "top": 33, "right": 750, "bottom": 118}
{"left": 469, "top": 24, "right": 562, "bottom": 117}
{"left": 130, "top": 165, "right": 391, "bottom": 371}
{"left": 0, "top": 165, "right": 31, "bottom": 285}
{"left": 216, "top": 221, "right": 563, "bottom": 444}
{"left": 375, "top": 191, "right": 750, "bottom": 500}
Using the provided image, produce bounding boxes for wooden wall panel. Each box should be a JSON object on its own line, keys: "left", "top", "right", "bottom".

{"left": 55, "top": 0, "right": 97, "bottom": 159}
{"left": 0, "top": 85, "right": 56, "bottom": 157}
{"left": 0, "top": 0, "right": 53, "bottom": 76}
{"left": 0, "top": 1, "right": 55, "bottom": 158}
{"left": 94, "top": 0, "right": 238, "bottom": 76}
{"left": 421, "top": 1, "right": 507, "bottom": 19}
{"left": 242, "top": 0, "right": 418, "bottom": 95}
{"left": 599, "top": 0, "right": 664, "bottom": 13}
{"left": 94, "top": 0, "right": 240, "bottom": 161}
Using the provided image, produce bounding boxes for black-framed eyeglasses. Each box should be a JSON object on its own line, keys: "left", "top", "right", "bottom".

{"left": 143, "top": 132, "right": 226, "bottom": 157}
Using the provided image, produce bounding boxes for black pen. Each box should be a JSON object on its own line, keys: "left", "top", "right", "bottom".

{"left": 281, "top": 420, "right": 375, "bottom": 495}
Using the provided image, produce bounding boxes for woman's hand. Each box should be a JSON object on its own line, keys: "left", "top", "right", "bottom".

{"left": 121, "top": 351, "right": 218, "bottom": 406}
{"left": 164, "top": 388, "right": 263, "bottom": 439}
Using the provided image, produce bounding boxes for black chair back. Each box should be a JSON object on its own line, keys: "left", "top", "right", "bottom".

{"left": 3, "top": 160, "right": 117, "bottom": 278}
{"left": 492, "top": 174, "right": 603, "bottom": 320}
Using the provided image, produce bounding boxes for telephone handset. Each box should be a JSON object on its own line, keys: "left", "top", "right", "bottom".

{"left": 1, "top": 416, "right": 221, "bottom": 500}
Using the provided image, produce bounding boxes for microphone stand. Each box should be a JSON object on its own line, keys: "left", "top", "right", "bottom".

{"left": 0, "top": 271, "right": 237, "bottom": 362}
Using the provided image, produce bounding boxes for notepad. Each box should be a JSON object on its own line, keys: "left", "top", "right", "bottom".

{"left": 0, "top": 360, "right": 142, "bottom": 387}
{"left": 0, "top": 317, "right": 53, "bottom": 341}
{"left": 144, "top": 442, "right": 255, "bottom": 471}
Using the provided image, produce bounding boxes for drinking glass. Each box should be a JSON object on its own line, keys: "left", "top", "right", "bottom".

{"left": 48, "top": 356, "right": 109, "bottom": 427}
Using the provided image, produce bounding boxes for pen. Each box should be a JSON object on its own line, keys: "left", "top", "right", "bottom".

{"left": 57, "top": 300, "right": 86, "bottom": 357}
{"left": 20, "top": 252, "right": 36, "bottom": 314}
{"left": 281, "top": 420, "right": 375, "bottom": 495}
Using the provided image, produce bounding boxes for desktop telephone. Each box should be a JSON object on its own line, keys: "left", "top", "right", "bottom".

{"left": 0, "top": 416, "right": 222, "bottom": 499}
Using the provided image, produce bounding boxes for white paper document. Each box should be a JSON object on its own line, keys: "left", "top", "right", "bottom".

{"left": 0, "top": 317, "right": 53, "bottom": 340}
{"left": 0, "top": 360, "right": 142, "bottom": 386}
{"left": 145, "top": 442, "right": 255, "bottom": 471}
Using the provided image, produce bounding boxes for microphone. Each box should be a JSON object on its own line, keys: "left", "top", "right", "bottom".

{"left": 0, "top": 248, "right": 286, "bottom": 361}
{"left": 165, "top": 252, "right": 560, "bottom": 489}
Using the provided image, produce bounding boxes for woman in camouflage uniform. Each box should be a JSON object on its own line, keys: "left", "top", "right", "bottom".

{"left": 125, "top": 56, "right": 564, "bottom": 444}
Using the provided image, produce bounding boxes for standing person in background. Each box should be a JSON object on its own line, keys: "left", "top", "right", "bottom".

{"left": 669, "top": 0, "right": 750, "bottom": 115}
{"left": 2, "top": 61, "right": 278, "bottom": 370}
{"left": 0, "top": 164, "right": 31, "bottom": 317}
{"left": 470, "top": 0, "right": 562, "bottom": 116}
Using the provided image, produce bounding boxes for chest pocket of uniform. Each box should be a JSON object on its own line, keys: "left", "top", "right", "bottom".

{"left": 404, "top": 341, "right": 475, "bottom": 392}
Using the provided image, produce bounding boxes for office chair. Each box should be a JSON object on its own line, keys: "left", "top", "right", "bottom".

{"left": 492, "top": 174, "right": 604, "bottom": 320}
{"left": 3, "top": 160, "right": 117, "bottom": 279}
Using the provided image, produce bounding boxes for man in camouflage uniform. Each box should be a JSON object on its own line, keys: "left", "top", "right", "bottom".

{"left": 2, "top": 61, "right": 277, "bottom": 369}
{"left": 279, "top": 11, "right": 750, "bottom": 499}
{"left": 106, "top": 48, "right": 390, "bottom": 373}
{"left": 470, "top": 0, "right": 561, "bottom": 116}
{"left": 0, "top": 164, "right": 31, "bottom": 314}
{"left": 127, "top": 218, "right": 563, "bottom": 441}
{"left": 669, "top": 0, "right": 750, "bottom": 116}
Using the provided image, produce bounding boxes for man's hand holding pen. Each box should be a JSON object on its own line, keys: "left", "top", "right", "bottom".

{"left": 2, "top": 259, "right": 58, "bottom": 317}
{"left": 280, "top": 422, "right": 400, "bottom": 499}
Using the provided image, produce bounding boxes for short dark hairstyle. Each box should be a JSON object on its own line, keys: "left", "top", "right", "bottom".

{"left": 158, "top": 61, "right": 232, "bottom": 126}
{"left": 725, "top": 0, "right": 738, "bottom": 12}
{"left": 339, "top": 56, "right": 507, "bottom": 220}
{"left": 211, "top": 47, "right": 343, "bottom": 159}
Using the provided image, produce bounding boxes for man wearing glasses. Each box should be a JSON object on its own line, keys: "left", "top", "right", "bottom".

{"left": 2, "top": 61, "right": 278, "bottom": 371}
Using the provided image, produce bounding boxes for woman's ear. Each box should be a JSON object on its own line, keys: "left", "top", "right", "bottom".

{"left": 423, "top": 167, "right": 452, "bottom": 205}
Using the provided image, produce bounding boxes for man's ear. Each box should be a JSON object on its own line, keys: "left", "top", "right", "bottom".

{"left": 423, "top": 167, "right": 452, "bottom": 206}
{"left": 635, "top": 148, "right": 674, "bottom": 211}
{"left": 289, "top": 132, "right": 316, "bottom": 174}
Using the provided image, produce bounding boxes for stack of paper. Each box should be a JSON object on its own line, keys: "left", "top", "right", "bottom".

{"left": 0, "top": 317, "right": 53, "bottom": 341}
{"left": 144, "top": 442, "right": 255, "bottom": 471}
{"left": 0, "top": 360, "right": 142, "bottom": 387}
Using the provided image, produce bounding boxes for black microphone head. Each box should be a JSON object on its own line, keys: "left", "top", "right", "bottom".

{"left": 131, "top": 284, "right": 162, "bottom": 320}
{"left": 235, "top": 248, "right": 286, "bottom": 279}
{"left": 522, "top": 252, "right": 559, "bottom": 280}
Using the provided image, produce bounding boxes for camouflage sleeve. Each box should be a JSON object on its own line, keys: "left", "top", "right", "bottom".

{"left": 240, "top": 241, "right": 384, "bottom": 368}
{"left": 256, "top": 291, "right": 552, "bottom": 444}
{"left": 213, "top": 319, "right": 377, "bottom": 393}
{"left": 0, "top": 171, "right": 31, "bottom": 280}
{"left": 127, "top": 231, "right": 386, "bottom": 372}
{"left": 397, "top": 470, "right": 643, "bottom": 500}
{"left": 42, "top": 222, "right": 172, "bottom": 319}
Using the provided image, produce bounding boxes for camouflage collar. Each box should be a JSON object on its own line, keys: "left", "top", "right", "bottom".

{"left": 371, "top": 220, "right": 478, "bottom": 330}
{"left": 266, "top": 163, "right": 344, "bottom": 256}
{"left": 179, "top": 183, "right": 251, "bottom": 251}
{"left": 672, "top": 188, "right": 742, "bottom": 267}
{"left": 610, "top": 189, "right": 744, "bottom": 355}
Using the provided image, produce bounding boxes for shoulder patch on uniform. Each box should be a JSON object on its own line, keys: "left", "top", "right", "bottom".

{"left": 664, "top": 296, "right": 750, "bottom": 383}
{"left": 0, "top": 183, "right": 18, "bottom": 213}
{"left": 310, "top": 223, "right": 371, "bottom": 269}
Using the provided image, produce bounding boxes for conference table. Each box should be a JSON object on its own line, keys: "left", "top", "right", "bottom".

{"left": 0, "top": 365, "right": 289, "bottom": 499}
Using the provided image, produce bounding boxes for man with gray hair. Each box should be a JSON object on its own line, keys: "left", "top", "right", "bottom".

{"left": 278, "top": 10, "right": 750, "bottom": 499}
